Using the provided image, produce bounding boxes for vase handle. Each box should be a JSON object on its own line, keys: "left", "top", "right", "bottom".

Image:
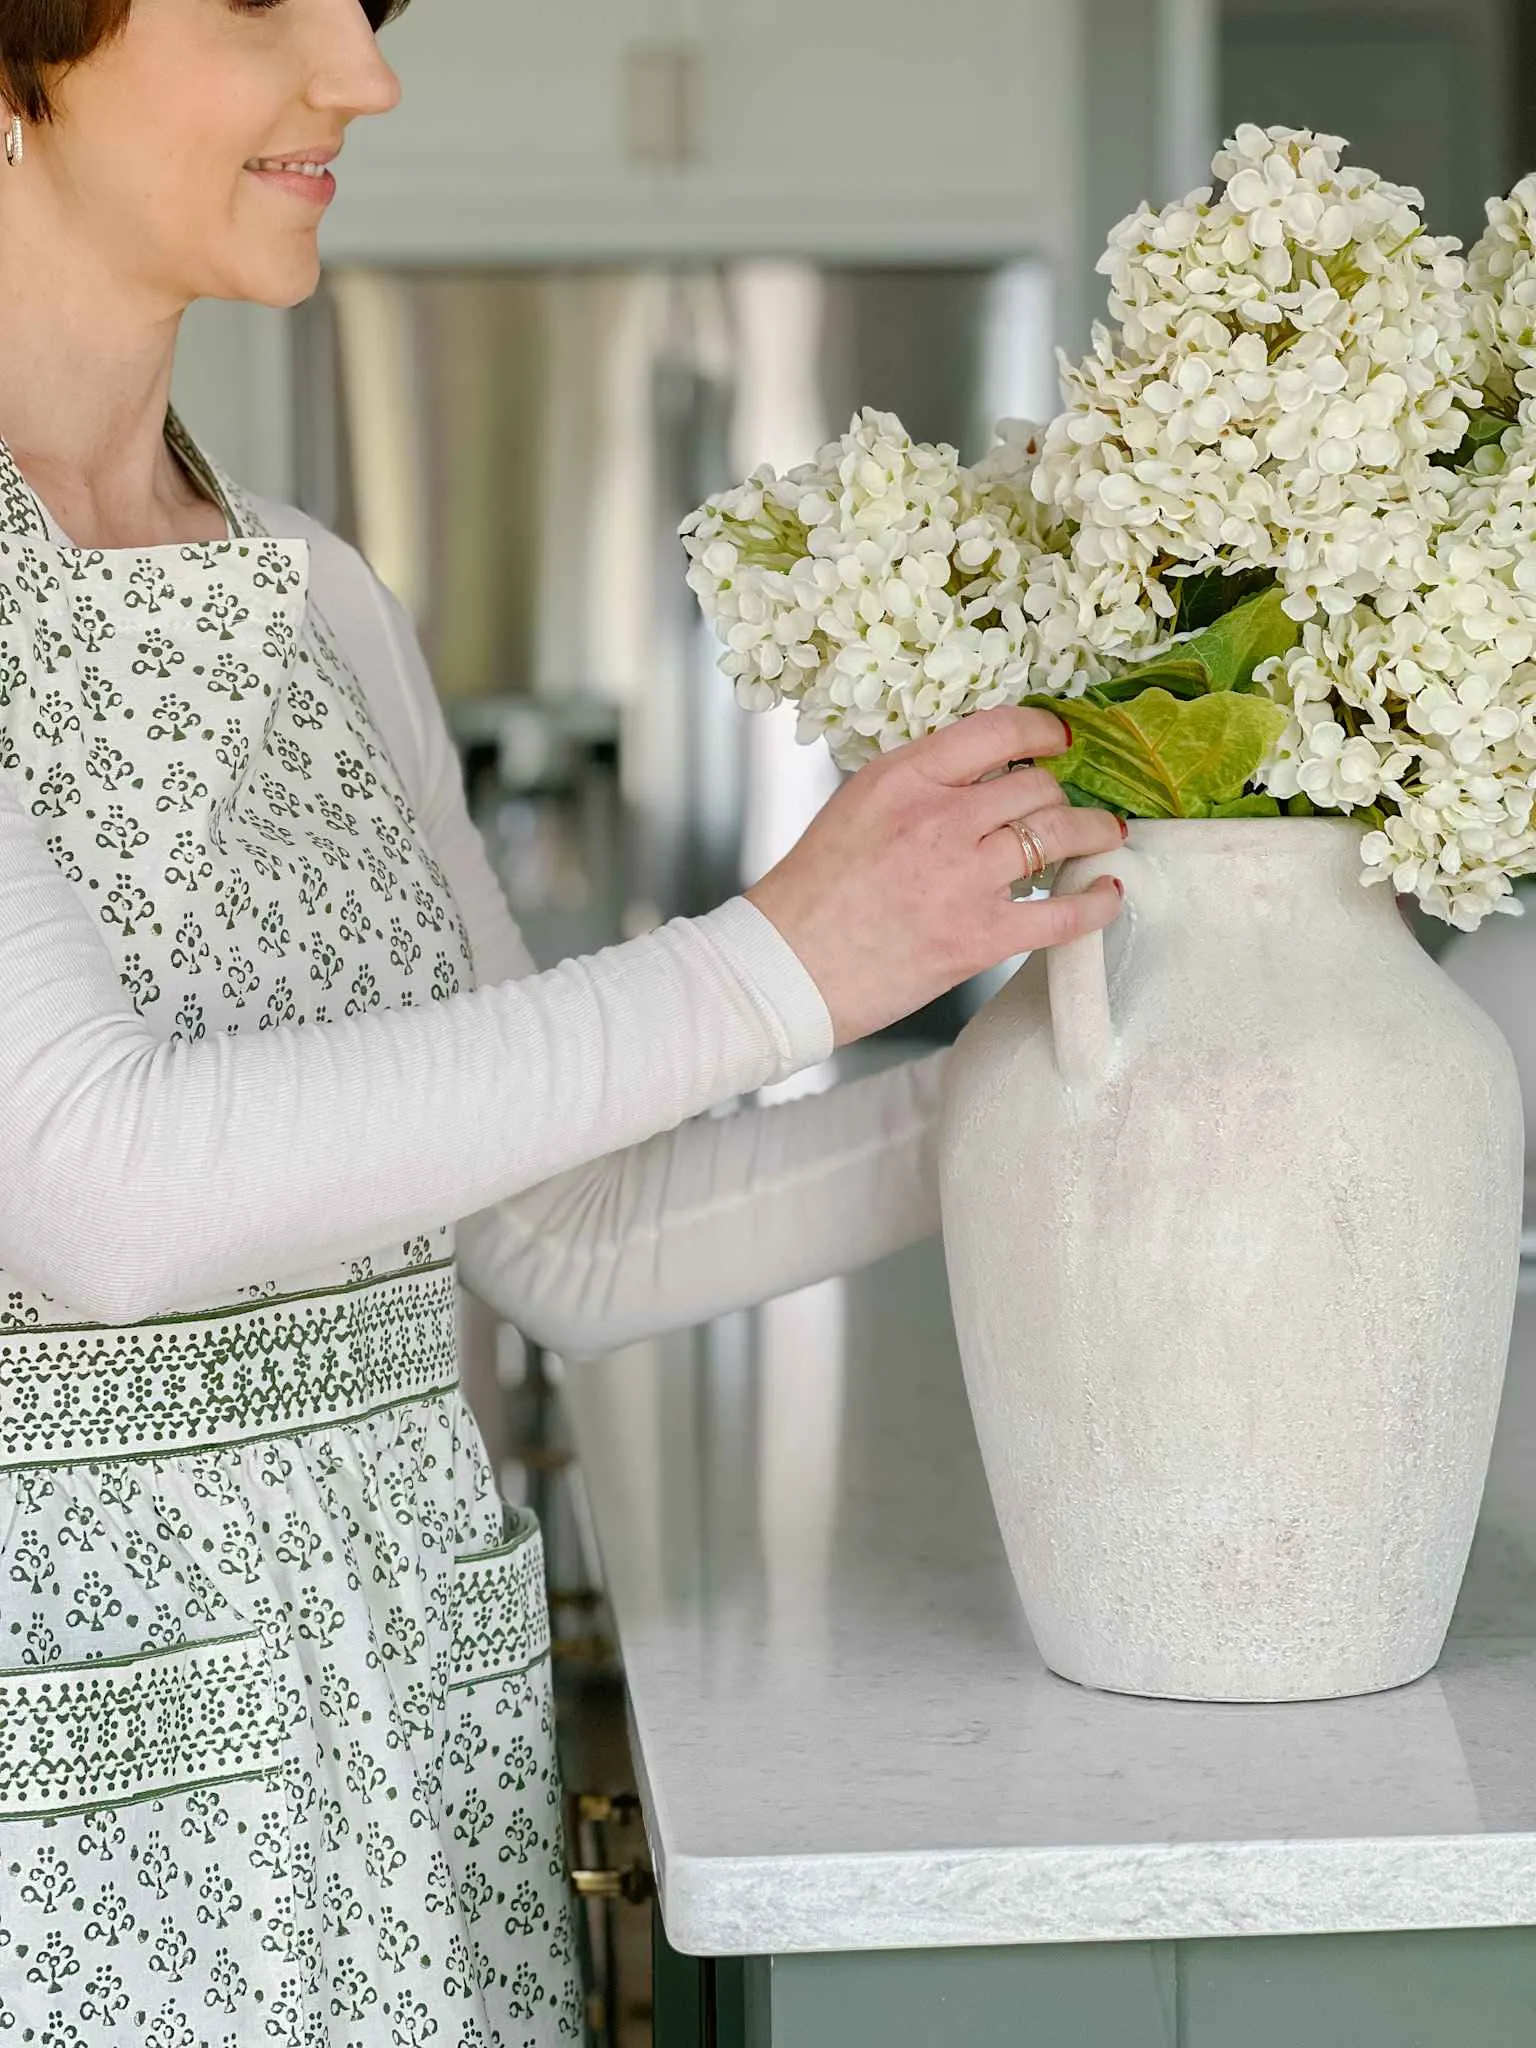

{"left": 1046, "top": 848, "right": 1140, "bottom": 1092}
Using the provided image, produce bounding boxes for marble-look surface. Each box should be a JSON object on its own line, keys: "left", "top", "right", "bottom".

{"left": 561, "top": 1243, "right": 1536, "bottom": 1957}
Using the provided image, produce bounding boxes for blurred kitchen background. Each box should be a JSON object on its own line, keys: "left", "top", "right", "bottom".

{"left": 173, "top": 0, "right": 1533, "bottom": 1012}
{"left": 170, "top": 2, "right": 1536, "bottom": 2038}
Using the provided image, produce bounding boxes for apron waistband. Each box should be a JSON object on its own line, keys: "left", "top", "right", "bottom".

{"left": 0, "top": 1261, "right": 459, "bottom": 1469}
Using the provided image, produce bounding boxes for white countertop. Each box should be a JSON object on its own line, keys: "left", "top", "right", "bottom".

{"left": 561, "top": 1240, "right": 1536, "bottom": 1957}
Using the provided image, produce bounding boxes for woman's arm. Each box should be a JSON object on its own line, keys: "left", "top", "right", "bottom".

{"left": 334, "top": 533, "right": 945, "bottom": 1357}
{"left": 455, "top": 1056, "right": 943, "bottom": 1357}
{"left": 0, "top": 771, "right": 830, "bottom": 1325}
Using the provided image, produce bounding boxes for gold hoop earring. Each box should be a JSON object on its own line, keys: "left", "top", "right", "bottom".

{"left": 3, "top": 116, "right": 22, "bottom": 169}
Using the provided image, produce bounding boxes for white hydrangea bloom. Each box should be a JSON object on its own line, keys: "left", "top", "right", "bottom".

{"left": 1467, "top": 173, "right": 1536, "bottom": 405}
{"left": 680, "top": 408, "right": 1164, "bottom": 769}
{"left": 1035, "top": 124, "right": 1482, "bottom": 625}
{"left": 1258, "top": 427, "right": 1536, "bottom": 924}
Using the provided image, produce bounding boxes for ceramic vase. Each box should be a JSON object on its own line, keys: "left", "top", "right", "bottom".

{"left": 939, "top": 820, "right": 1523, "bottom": 1701}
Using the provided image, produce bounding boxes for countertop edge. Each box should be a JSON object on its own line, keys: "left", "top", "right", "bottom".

{"left": 647, "top": 1831, "right": 1536, "bottom": 1957}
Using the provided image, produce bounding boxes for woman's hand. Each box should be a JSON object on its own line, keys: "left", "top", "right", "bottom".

{"left": 746, "top": 706, "right": 1124, "bottom": 1046}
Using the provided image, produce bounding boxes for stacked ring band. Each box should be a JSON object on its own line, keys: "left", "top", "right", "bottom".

{"left": 1010, "top": 818, "right": 1050, "bottom": 885}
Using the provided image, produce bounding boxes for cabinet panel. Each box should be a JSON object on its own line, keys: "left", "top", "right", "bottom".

{"left": 667, "top": 1931, "right": 1536, "bottom": 2048}
{"left": 369, "top": 0, "right": 662, "bottom": 179}
{"left": 324, "top": 0, "right": 1082, "bottom": 262}
{"left": 700, "top": 0, "right": 1077, "bottom": 207}
{"left": 1182, "top": 1928, "right": 1536, "bottom": 2048}
{"left": 742, "top": 1945, "right": 1176, "bottom": 2048}
{"left": 1220, "top": 2, "right": 1511, "bottom": 246}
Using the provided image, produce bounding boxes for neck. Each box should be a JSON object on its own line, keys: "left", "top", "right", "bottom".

{"left": 0, "top": 192, "right": 218, "bottom": 547}
{"left": 1124, "top": 819, "right": 1395, "bottom": 935}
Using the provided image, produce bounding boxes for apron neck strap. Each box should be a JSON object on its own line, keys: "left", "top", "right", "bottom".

{"left": 165, "top": 407, "right": 247, "bottom": 539}
{"left": 0, "top": 410, "right": 248, "bottom": 542}
{"left": 0, "top": 433, "right": 49, "bottom": 539}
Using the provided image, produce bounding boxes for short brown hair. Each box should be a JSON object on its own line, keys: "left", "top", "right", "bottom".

{"left": 0, "top": 0, "right": 412, "bottom": 125}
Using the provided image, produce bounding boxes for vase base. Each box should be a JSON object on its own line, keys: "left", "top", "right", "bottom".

{"left": 1040, "top": 1651, "right": 1444, "bottom": 1706}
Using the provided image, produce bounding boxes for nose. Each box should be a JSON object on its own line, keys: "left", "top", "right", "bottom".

{"left": 306, "top": 0, "right": 404, "bottom": 122}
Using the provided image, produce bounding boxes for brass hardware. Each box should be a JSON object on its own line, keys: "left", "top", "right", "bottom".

{"left": 514, "top": 1444, "right": 574, "bottom": 1473}
{"left": 551, "top": 1632, "right": 616, "bottom": 1666}
{"left": 571, "top": 1863, "right": 654, "bottom": 1905}
{"left": 547, "top": 1588, "right": 603, "bottom": 1612}
{"left": 573, "top": 1791, "right": 642, "bottom": 1826}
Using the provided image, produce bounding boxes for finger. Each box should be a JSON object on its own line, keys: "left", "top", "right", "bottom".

{"left": 979, "top": 799, "right": 1126, "bottom": 890}
{"left": 1002, "top": 874, "right": 1124, "bottom": 949}
{"left": 965, "top": 763, "right": 1069, "bottom": 838}
{"left": 906, "top": 704, "right": 1073, "bottom": 786}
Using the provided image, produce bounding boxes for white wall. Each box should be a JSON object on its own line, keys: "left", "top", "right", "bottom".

{"left": 171, "top": 298, "right": 297, "bottom": 503}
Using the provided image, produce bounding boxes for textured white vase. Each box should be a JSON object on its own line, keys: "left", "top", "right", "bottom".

{"left": 939, "top": 820, "right": 1523, "bottom": 1702}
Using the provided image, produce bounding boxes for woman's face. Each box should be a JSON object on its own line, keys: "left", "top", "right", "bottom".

{"left": 38, "top": 0, "right": 401, "bottom": 312}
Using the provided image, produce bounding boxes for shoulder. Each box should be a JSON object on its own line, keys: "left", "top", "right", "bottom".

{"left": 238, "top": 492, "right": 441, "bottom": 797}
{"left": 238, "top": 491, "right": 421, "bottom": 695}
{"left": 239, "top": 493, "right": 380, "bottom": 616}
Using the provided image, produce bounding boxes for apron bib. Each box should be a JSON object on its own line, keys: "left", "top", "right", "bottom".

{"left": 0, "top": 422, "right": 582, "bottom": 2047}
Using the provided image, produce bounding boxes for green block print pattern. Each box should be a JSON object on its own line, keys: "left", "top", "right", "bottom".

{"left": 0, "top": 425, "right": 582, "bottom": 2044}
{"left": 0, "top": 1631, "right": 290, "bottom": 1818}
{"left": 0, "top": 1260, "right": 462, "bottom": 1466}
{"left": 0, "top": 525, "right": 475, "bottom": 1043}
{"left": 0, "top": 1362, "right": 583, "bottom": 2046}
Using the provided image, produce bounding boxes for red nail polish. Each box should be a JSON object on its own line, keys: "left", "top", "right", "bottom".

{"left": 1060, "top": 718, "right": 1073, "bottom": 749}
{"left": 1112, "top": 877, "right": 1125, "bottom": 898}
{"left": 1118, "top": 817, "right": 1129, "bottom": 840}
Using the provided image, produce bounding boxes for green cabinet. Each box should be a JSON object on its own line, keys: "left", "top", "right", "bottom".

{"left": 656, "top": 1923, "right": 1536, "bottom": 2048}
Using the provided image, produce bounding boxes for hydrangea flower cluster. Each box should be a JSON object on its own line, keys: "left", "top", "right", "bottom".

{"left": 1033, "top": 124, "right": 1482, "bottom": 625}
{"left": 1256, "top": 164, "right": 1536, "bottom": 927}
{"left": 1467, "top": 173, "right": 1536, "bottom": 408}
{"left": 683, "top": 125, "right": 1536, "bottom": 926}
{"left": 680, "top": 409, "right": 1164, "bottom": 770}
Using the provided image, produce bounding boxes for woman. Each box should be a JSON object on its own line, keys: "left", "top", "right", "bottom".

{"left": 0, "top": 2, "right": 1123, "bottom": 2042}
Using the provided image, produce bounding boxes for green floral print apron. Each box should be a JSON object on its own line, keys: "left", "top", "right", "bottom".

{"left": 0, "top": 420, "right": 583, "bottom": 2048}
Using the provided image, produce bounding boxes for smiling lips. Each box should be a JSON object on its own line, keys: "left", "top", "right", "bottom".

{"left": 244, "top": 146, "right": 339, "bottom": 204}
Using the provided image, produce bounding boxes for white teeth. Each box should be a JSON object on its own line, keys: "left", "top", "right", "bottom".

{"left": 249, "top": 159, "right": 327, "bottom": 175}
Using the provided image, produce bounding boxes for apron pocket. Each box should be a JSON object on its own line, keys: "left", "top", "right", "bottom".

{"left": 448, "top": 1505, "right": 549, "bottom": 1692}
{"left": 0, "top": 1629, "right": 308, "bottom": 2036}
{"left": 440, "top": 1509, "right": 580, "bottom": 2031}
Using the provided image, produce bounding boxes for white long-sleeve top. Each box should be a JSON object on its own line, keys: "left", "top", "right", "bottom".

{"left": 0, "top": 495, "right": 943, "bottom": 1353}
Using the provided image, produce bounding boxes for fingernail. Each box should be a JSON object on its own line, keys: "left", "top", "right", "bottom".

{"left": 1060, "top": 718, "right": 1073, "bottom": 749}
{"left": 1118, "top": 817, "right": 1129, "bottom": 841}
{"left": 1111, "top": 877, "right": 1124, "bottom": 898}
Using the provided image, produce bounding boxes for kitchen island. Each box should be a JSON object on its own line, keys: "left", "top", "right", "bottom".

{"left": 561, "top": 1240, "right": 1536, "bottom": 2046}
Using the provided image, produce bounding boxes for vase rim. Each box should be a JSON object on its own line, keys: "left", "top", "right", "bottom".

{"left": 1122, "top": 817, "right": 1365, "bottom": 840}
{"left": 1104, "top": 815, "right": 1376, "bottom": 890}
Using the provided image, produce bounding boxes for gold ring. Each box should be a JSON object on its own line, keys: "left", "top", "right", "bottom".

{"left": 1010, "top": 817, "right": 1049, "bottom": 885}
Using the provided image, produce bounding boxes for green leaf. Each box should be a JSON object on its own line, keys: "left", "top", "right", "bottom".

{"left": 1058, "top": 779, "right": 1130, "bottom": 816}
{"left": 1433, "top": 405, "right": 1518, "bottom": 470}
{"left": 1209, "top": 793, "right": 1283, "bottom": 817}
{"left": 1087, "top": 584, "right": 1297, "bottom": 709}
{"left": 1182, "top": 584, "right": 1299, "bottom": 693}
{"left": 1171, "top": 565, "right": 1276, "bottom": 633}
{"left": 1087, "top": 658, "right": 1210, "bottom": 704}
{"left": 1028, "top": 688, "right": 1289, "bottom": 818}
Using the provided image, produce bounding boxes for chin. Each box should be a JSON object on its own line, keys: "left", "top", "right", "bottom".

{"left": 266, "top": 271, "right": 324, "bottom": 311}
{"left": 210, "top": 247, "right": 324, "bottom": 312}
